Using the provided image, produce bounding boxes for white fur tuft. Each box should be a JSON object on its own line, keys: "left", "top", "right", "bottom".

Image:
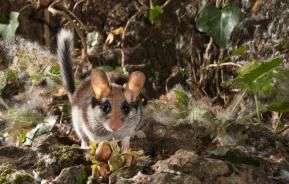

{"left": 57, "top": 29, "right": 74, "bottom": 51}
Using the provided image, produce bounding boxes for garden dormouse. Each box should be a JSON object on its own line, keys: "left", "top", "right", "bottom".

{"left": 57, "top": 29, "right": 145, "bottom": 149}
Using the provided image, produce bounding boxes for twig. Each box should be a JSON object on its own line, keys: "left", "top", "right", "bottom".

{"left": 252, "top": 0, "right": 262, "bottom": 13}
{"left": 48, "top": 0, "right": 88, "bottom": 63}
{"left": 137, "top": 0, "right": 148, "bottom": 7}
{"left": 121, "top": 11, "right": 142, "bottom": 67}
{"left": 216, "top": 0, "right": 222, "bottom": 8}
{"left": 64, "top": 7, "right": 88, "bottom": 33}
{"left": 206, "top": 62, "right": 241, "bottom": 69}
{"left": 161, "top": 0, "right": 172, "bottom": 8}
{"left": 276, "top": 124, "right": 289, "bottom": 135}
{"left": 198, "top": 38, "right": 213, "bottom": 86}
{"left": 18, "top": 2, "right": 32, "bottom": 13}
{"left": 150, "top": 0, "right": 153, "bottom": 9}
{"left": 273, "top": 113, "right": 282, "bottom": 133}
{"left": 73, "top": 0, "right": 86, "bottom": 12}
{"left": 121, "top": 0, "right": 171, "bottom": 67}
{"left": 125, "top": 64, "right": 146, "bottom": 68}
{"left": 121, "top": 35, "right": 151, "bottom": 67}
{"left": 43, "top": 10, "right": 51, "bottom": 47}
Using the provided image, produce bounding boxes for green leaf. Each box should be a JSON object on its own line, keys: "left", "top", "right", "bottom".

{"left": 267, "top": 101, "right": 289, "bottom": 113}
{"left": 149, "top": 5, "right": 163, "bottom": 25}
{"left": 115, "top": 66, "right": 126, "bottom": 74}
{"left": 231, "top": 45, "right": 247, "bottom": 56}
{"left": 220, "top": 45, "right": 247, "bottom": 63}
{"left": 18, "top": 133, "right": 27, "bottom": 143}
{"left": 98, "top": 65, "right": 114, "bottom": 72}
{"left": 235, "top": 58, "right": 282, "bottom": 84}
{"left": 196, "top": 4, "right": 243, "bottom": 48}
{"left": 0, "top": 11, "right": 19, "bottom": 43}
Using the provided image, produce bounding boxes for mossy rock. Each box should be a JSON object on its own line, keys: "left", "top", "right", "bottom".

{"left": 0, "top": 164, "right": 35, "bottom": 184}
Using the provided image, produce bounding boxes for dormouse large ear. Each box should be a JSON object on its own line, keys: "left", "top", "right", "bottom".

{"left": 125, "top": 71, "right": 145, "bottom": 102}
{"left": 91, "top": 69, "right": 111, "bottom": 99}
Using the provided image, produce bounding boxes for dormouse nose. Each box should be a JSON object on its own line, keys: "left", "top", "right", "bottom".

{"left": 109, "top": 119, "right": 121, "bottom": 131}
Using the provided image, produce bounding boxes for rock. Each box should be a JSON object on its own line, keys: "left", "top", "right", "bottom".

{"left": 109, "top": 165, "right": 150, "bottom": 184}
{"left": 152, "top": 150, "right": 200, "bottom": 174}
{"left": 129, "top": 149, "right": 275, "bottom": 184}
{"left": 53, "top": 165, "right": 90, "bottom": 184}
{"left": 0, "top": 146, "right": 37, "bottom": 170}
{"left": 35, "top": 145, "right": 87, "bottom": 179}
{"left": 143, "top": 173, "right": 201, "bottom": 184}
{"left": 131, "top": 122, "right": 208, "bottom": 159}
{"left": 214, "top": 123, "right": 288, "bottom": 158}
{"left": 121, "top": 172, "right": 201, "bottom": 184}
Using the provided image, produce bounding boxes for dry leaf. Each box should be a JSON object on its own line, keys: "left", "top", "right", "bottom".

{"left": 252, "top": 0, "right": 262, "bottom": 13}
{"left": 123, "top": 153, "right": 134, "bottom": 167}
{"left": 97, "top": 162, "right": 110, "bottom": 177}
{"left": 104, "top": 27, "right": 124, "bottom": 46}
{"left": 53, "top": 87, "right": 66, "bottom": 97}
{"left": 108, "top": 152, "right": 126, "bottom": 172}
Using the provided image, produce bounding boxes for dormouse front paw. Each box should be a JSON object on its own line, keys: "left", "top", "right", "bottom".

{"left": 136, "top": 130, "right": 146, "bottom": 138}
{"left": 121, "top": 136, "right": 131, "bottom": 150}
{"left": 81, "top": 141, "right": 89, "bottom": 149}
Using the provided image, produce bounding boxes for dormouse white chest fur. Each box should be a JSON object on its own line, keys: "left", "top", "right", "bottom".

{"left": 57, "top": 29, "right": 145, "bottom": 148}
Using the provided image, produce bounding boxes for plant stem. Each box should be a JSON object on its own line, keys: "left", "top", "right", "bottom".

{"left": 254, "top": 94, "right": 261, "bottom": 122}
{"left": 232, "top": 88, "right": 248, "bottom": 112}
{"left": 274, "top": 113, "right": 283, "bottom": 133}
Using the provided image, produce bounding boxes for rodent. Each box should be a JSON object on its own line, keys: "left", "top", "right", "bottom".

{"left": 57, "top": 29, "right": 145, "bottom": 149}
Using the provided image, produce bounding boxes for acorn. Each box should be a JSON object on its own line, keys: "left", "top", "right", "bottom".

{"left": 95, "top": 141, "right": 112, "bottom": 162}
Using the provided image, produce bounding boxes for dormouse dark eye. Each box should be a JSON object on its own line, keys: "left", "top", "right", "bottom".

{"left": 91, "top": 97, "right": 99, "bottom": 108}
{"left": 121, "top": 101, "right": 130, "bottom": 114}
{"left": 101, "top": 100, "right": 111, "bottom": 114}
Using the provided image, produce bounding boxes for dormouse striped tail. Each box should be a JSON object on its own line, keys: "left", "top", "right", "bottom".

{"left": 57, "top": 29, "right": 75, "bottom": 101}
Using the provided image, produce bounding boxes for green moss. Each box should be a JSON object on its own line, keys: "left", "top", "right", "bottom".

{"left": 34, "top": 158, "right": 46, "bottom": 172}
{"left": 0, "top": 164, "right": 13, "bottom": 183}
{"left": 10, "top": 171, "right": 34, "bottom": 184}
{"left": 0, "top": 165, "right": 34, "bottom": 184}
{"left": 76, "top": 169, "right": 88, "bottom": 184}
{"left": 52, "top": 145, "right": 80, "bottom": 166}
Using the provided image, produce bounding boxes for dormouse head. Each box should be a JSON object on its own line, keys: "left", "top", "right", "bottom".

{"left": 90, "top": 69, "right": 145, "bottom": 132}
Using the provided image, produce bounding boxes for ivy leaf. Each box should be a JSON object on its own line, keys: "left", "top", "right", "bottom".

{"left": 235, "top": 58, "right": 282, "bottom": 84}
{"left": 23, "top": 116, "right": 56, "bottom": 146}
{"left": 196, "top": 4, "right": 243, "bottom": 48}
{"left": 267, "top": 102, "right": 289, "bottom": 113}
{"left": 0, "top": 11, "right": 19, "bottom": 44}
{"left": 149, "top": 5, "right": 163, "bottom": 25}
